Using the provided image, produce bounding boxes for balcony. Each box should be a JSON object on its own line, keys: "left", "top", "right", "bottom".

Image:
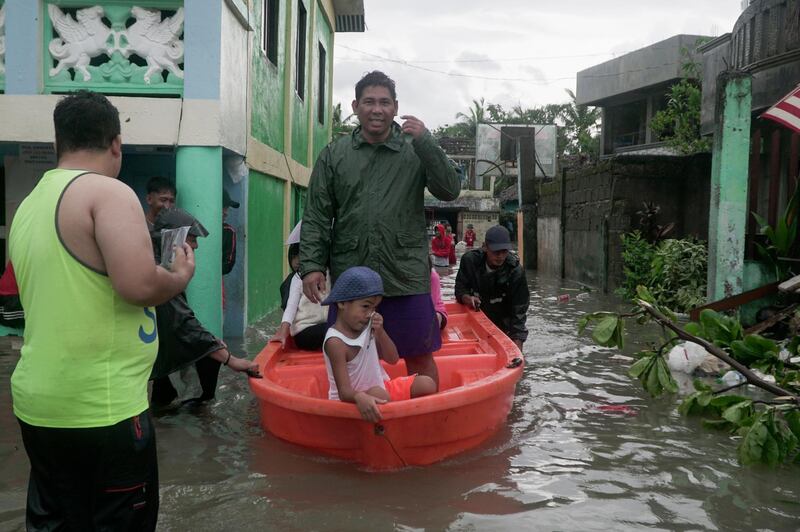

{"left": 43, "top": 1, "right": 184, "bottom": 96}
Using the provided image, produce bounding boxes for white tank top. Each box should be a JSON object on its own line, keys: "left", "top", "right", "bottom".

{"left": 323, "top": 324, "right": 389, "bottom": 400}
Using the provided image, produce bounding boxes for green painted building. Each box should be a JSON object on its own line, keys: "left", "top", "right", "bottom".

{"left": 0, "top": 0, "right": 366, "bottom": 338}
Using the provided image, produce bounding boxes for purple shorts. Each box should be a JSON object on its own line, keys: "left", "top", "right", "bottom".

{"left": 327, "top": 294, "right": 441, "bottom": 358}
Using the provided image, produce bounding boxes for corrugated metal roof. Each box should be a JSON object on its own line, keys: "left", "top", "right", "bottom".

{"left": 335, "top": 14, "right": 365, "bottom": 32}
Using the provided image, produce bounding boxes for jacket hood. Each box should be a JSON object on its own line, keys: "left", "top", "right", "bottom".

{"left": 436, "top": 224, "right": 446, "bottom": 238}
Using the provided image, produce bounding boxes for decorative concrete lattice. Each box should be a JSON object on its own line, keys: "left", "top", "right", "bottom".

{"left": 45, "top": 3, "right": 184, "bottom": 94}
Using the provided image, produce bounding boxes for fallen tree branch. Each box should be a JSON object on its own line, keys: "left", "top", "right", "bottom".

{"left": 637, "top": 300, "right": 799, "bottom": 401}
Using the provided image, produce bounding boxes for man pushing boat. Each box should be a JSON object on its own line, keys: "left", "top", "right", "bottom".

{"left": 301, "top": 71, "right": 460, "bottom": 389}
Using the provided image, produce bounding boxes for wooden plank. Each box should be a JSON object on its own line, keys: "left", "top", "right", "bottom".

{"left": 778, "top": 273, "right": 800, "bottom": 293}
{"left": 689, "top": 281, "right": 780, "bottom": 321}
{"left": 768, "top": 129, "right": 781, "bottom": 227}
{"left": 745, "top": 303, "right": 799, "bottom": 335}
{"left": 747, "top": 129, "right": 762, "bottom": 258}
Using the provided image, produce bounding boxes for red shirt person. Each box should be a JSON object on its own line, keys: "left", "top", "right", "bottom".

{"left": 431, "top": 224, "right": 451, "bottom": 267}
{"left": 464, "top": 224, "right": 476, "bottom": 248}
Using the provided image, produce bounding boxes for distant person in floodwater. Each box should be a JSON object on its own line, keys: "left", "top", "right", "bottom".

{"left": 300, "top": 70, "right": 460, "bottom": 389}
{"left": 445, "top": 223, "right": 457, "bottom": 265}
{"left": 321, "top": 267, "right": 436, "bottom": 422}
{"left": 455, "top": 225, "right": 529, "bottom": 350}
{"left": 431, "top": 223, "right": 451, "bottom": 268}
{"left": 9, "top": 90, "right": 195, "bottom": 530}
{"left": 464, "top": 224, "right": 476, "bottom": 248}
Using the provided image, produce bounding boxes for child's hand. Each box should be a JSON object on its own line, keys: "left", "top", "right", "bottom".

{"left": 354, "top": 392, "right": 386, "bottom": 423}
{"left": 371, "top": 312, "right": 385, "bottom": 335}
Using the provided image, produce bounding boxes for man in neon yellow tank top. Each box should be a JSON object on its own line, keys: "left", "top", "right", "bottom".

{"left": 9, "top": 91, "right": 195, "bottom": 531}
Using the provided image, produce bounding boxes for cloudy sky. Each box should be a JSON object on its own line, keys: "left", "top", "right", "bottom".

{"left": 332, "top": 1, "right": 743, "bottom": 129}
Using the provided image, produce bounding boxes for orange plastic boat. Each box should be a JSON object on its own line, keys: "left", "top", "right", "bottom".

{"left": 249, "top": 302, "right": 524, "bottom": 469}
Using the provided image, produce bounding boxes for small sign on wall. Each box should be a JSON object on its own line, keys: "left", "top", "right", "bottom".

{"left": 19, "top": 144, "right": 57, "bottom": 166}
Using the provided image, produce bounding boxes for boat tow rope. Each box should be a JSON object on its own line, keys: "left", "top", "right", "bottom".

{"left": 374, "top": 423, "right": 409, "bottom": 468}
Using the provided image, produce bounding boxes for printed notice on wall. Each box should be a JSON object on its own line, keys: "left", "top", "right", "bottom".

{"left": 19, "top": 144, "right": 57, "bottom": 165}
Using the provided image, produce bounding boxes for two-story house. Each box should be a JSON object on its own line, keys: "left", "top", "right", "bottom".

{"left": 0, "top": 0, "right": 365, "bottom": 338}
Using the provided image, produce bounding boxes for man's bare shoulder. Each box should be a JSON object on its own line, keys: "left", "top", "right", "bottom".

{"left": 64, "top": 173, "right": 140, "bottom": 210}
{"left": 71, "top": 173, "right": 137, "bottom": 197}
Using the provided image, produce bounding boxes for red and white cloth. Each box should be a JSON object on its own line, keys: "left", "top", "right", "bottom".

{"left": 762, "top": 84, "right": 800, "bottom": 133}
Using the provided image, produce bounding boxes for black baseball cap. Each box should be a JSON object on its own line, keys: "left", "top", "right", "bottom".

{"left": 485, "top": 225, "right": 512, "bottom": 251}
{"left": 223, "top": 189, "right": 240, "bottom": 208}
{"left": 152, "top": 207, "right": 209, "bottom": 237}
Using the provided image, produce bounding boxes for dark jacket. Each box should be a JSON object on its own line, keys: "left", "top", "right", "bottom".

{"left": 150, "top": 292, "right": 224, "bottom": 379}
{"left": 300, "top": 124, "right": 460, "bottom": 297}
{"left": 454, "top": 249, "right": 529, "bottom": 342}
{"left": 222, "top": 223, "right": 236, "bottom": 275}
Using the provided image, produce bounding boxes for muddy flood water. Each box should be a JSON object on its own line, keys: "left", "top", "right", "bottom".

{"left": 2, "top": 263, "right": 800, "bottom": 531}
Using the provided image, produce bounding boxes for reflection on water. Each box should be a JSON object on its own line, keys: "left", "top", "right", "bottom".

{"left": 2, "top": 261, "right": 800, "bottom": 531}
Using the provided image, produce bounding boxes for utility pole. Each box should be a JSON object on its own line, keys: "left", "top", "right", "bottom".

{"left": 517, "top": 135, "right": 537, "bottom": 270}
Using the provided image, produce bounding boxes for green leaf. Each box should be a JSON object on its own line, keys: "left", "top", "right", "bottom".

{"left": 636, "top": 285, "right": 655, "bottom": 303}
{"left": 628, "top": 356, "right": 651, "bottom": 379}
{"left": 785, "top": 410, "right": 800, "bottom": 439}
{"left": 738, "top": 414, "right": 769, "bottom": 465}
{"left": 656, "top": 357, "right": 678, "bottom": 393}
{"left": 592, "top": 317, "right": 619, "bottom": 346}
{"left": 693, "top": 379, "right": 712, "bottom": 392}
{"left": 679, "top": 391, "right": 712, "bottom": 416}
{"left": 708, "top": 395, "right": 748, "bottom": 408}
{"left": 684, "top": 322, "right": 703, "bottom": 337}
{"left": 645, "top": 360, "right": 663, "bottom": 397}
{"left": 577, "top": 316, "right": 589, "bottom": 334}
{"left": 721, "top": 400, "right": 753, "bottom": 424}
{"left": 614, "top": 318, "right": 626, "bottom": 350}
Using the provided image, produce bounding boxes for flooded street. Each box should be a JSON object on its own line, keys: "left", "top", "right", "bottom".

{"left": 2, "top": 266, "right": 800, "bottom": 531}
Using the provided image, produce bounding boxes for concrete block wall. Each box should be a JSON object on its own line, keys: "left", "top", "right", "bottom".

{"left": 536, "top": 154, "right": 711, "bottom": 291}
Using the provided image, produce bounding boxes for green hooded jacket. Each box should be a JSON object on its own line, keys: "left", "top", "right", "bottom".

{"left": 300, "top": 124, "right": 461, "bottom": 297}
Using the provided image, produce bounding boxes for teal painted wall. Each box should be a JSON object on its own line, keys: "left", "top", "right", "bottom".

{"left": 251, "top": 0, "right": 286, "bottom": 151}
{"left": 247, "top": 170, "right": 285, "bottom": 321}
{"left": 312, "top": 5, "right": 333, "bottom": 160}
{"left": 290, "top": 0, "right": 311, "bottom": 165}
{"left": 176, "top": 146, "right": 223, "bottom": 337}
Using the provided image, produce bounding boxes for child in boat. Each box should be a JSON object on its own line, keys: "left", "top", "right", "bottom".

{"left": 321, "top": 266, "right": 437, "bottom": 422}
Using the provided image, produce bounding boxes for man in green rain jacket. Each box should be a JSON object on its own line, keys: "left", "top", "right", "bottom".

{"left": 301, "top": 71, "right": 460, "bottom": 387}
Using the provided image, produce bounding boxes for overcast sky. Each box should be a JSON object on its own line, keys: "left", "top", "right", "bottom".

{"left": 332, "top": 1, "right": 743, "bottom": 129}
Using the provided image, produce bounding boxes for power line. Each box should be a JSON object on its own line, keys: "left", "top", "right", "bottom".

{"left": 335, "top": 44, "right": 681, "bottom": 85}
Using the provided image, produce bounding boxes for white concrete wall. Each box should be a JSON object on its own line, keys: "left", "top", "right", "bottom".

{"left": 0, "top": 96, "right": 222, "bottom": 147}
{"left": 220, "top": 3, "right": 249, "bottom": 155}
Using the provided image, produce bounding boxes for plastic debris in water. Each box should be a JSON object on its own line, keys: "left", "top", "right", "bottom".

{"left": 667, "top": 342, "right": 711, "bottom": 374}
{"left": 718, "top": 370, "right": 746, "bottom": 386}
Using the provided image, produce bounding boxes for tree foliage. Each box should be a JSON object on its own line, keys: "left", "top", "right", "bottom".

{"left": 434, "top": 91, "right": 600, "bottom": 159}
{"left": 618, "top": 232, "right": 707, "bottom": 313}
{"left": 649, "top": 41, "right": 712, "bottom": 155}
{"left": 332, "top": 102, "right": 356, "bottom": 137}
{"left": 580, "top": 287, "right": 800, "bottom": 467}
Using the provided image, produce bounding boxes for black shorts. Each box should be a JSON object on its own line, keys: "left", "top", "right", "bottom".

{"left": 18, "top": 411, "right": 159, "bottom": 531}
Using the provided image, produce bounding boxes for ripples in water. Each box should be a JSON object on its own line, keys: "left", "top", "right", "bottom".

{"left": 2, "top": 259, "right": 800, "bottom": 531}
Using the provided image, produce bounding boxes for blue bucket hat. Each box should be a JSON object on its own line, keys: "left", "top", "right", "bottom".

{"left": 321, "top": 266, "right": 383, "bottom": 306}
